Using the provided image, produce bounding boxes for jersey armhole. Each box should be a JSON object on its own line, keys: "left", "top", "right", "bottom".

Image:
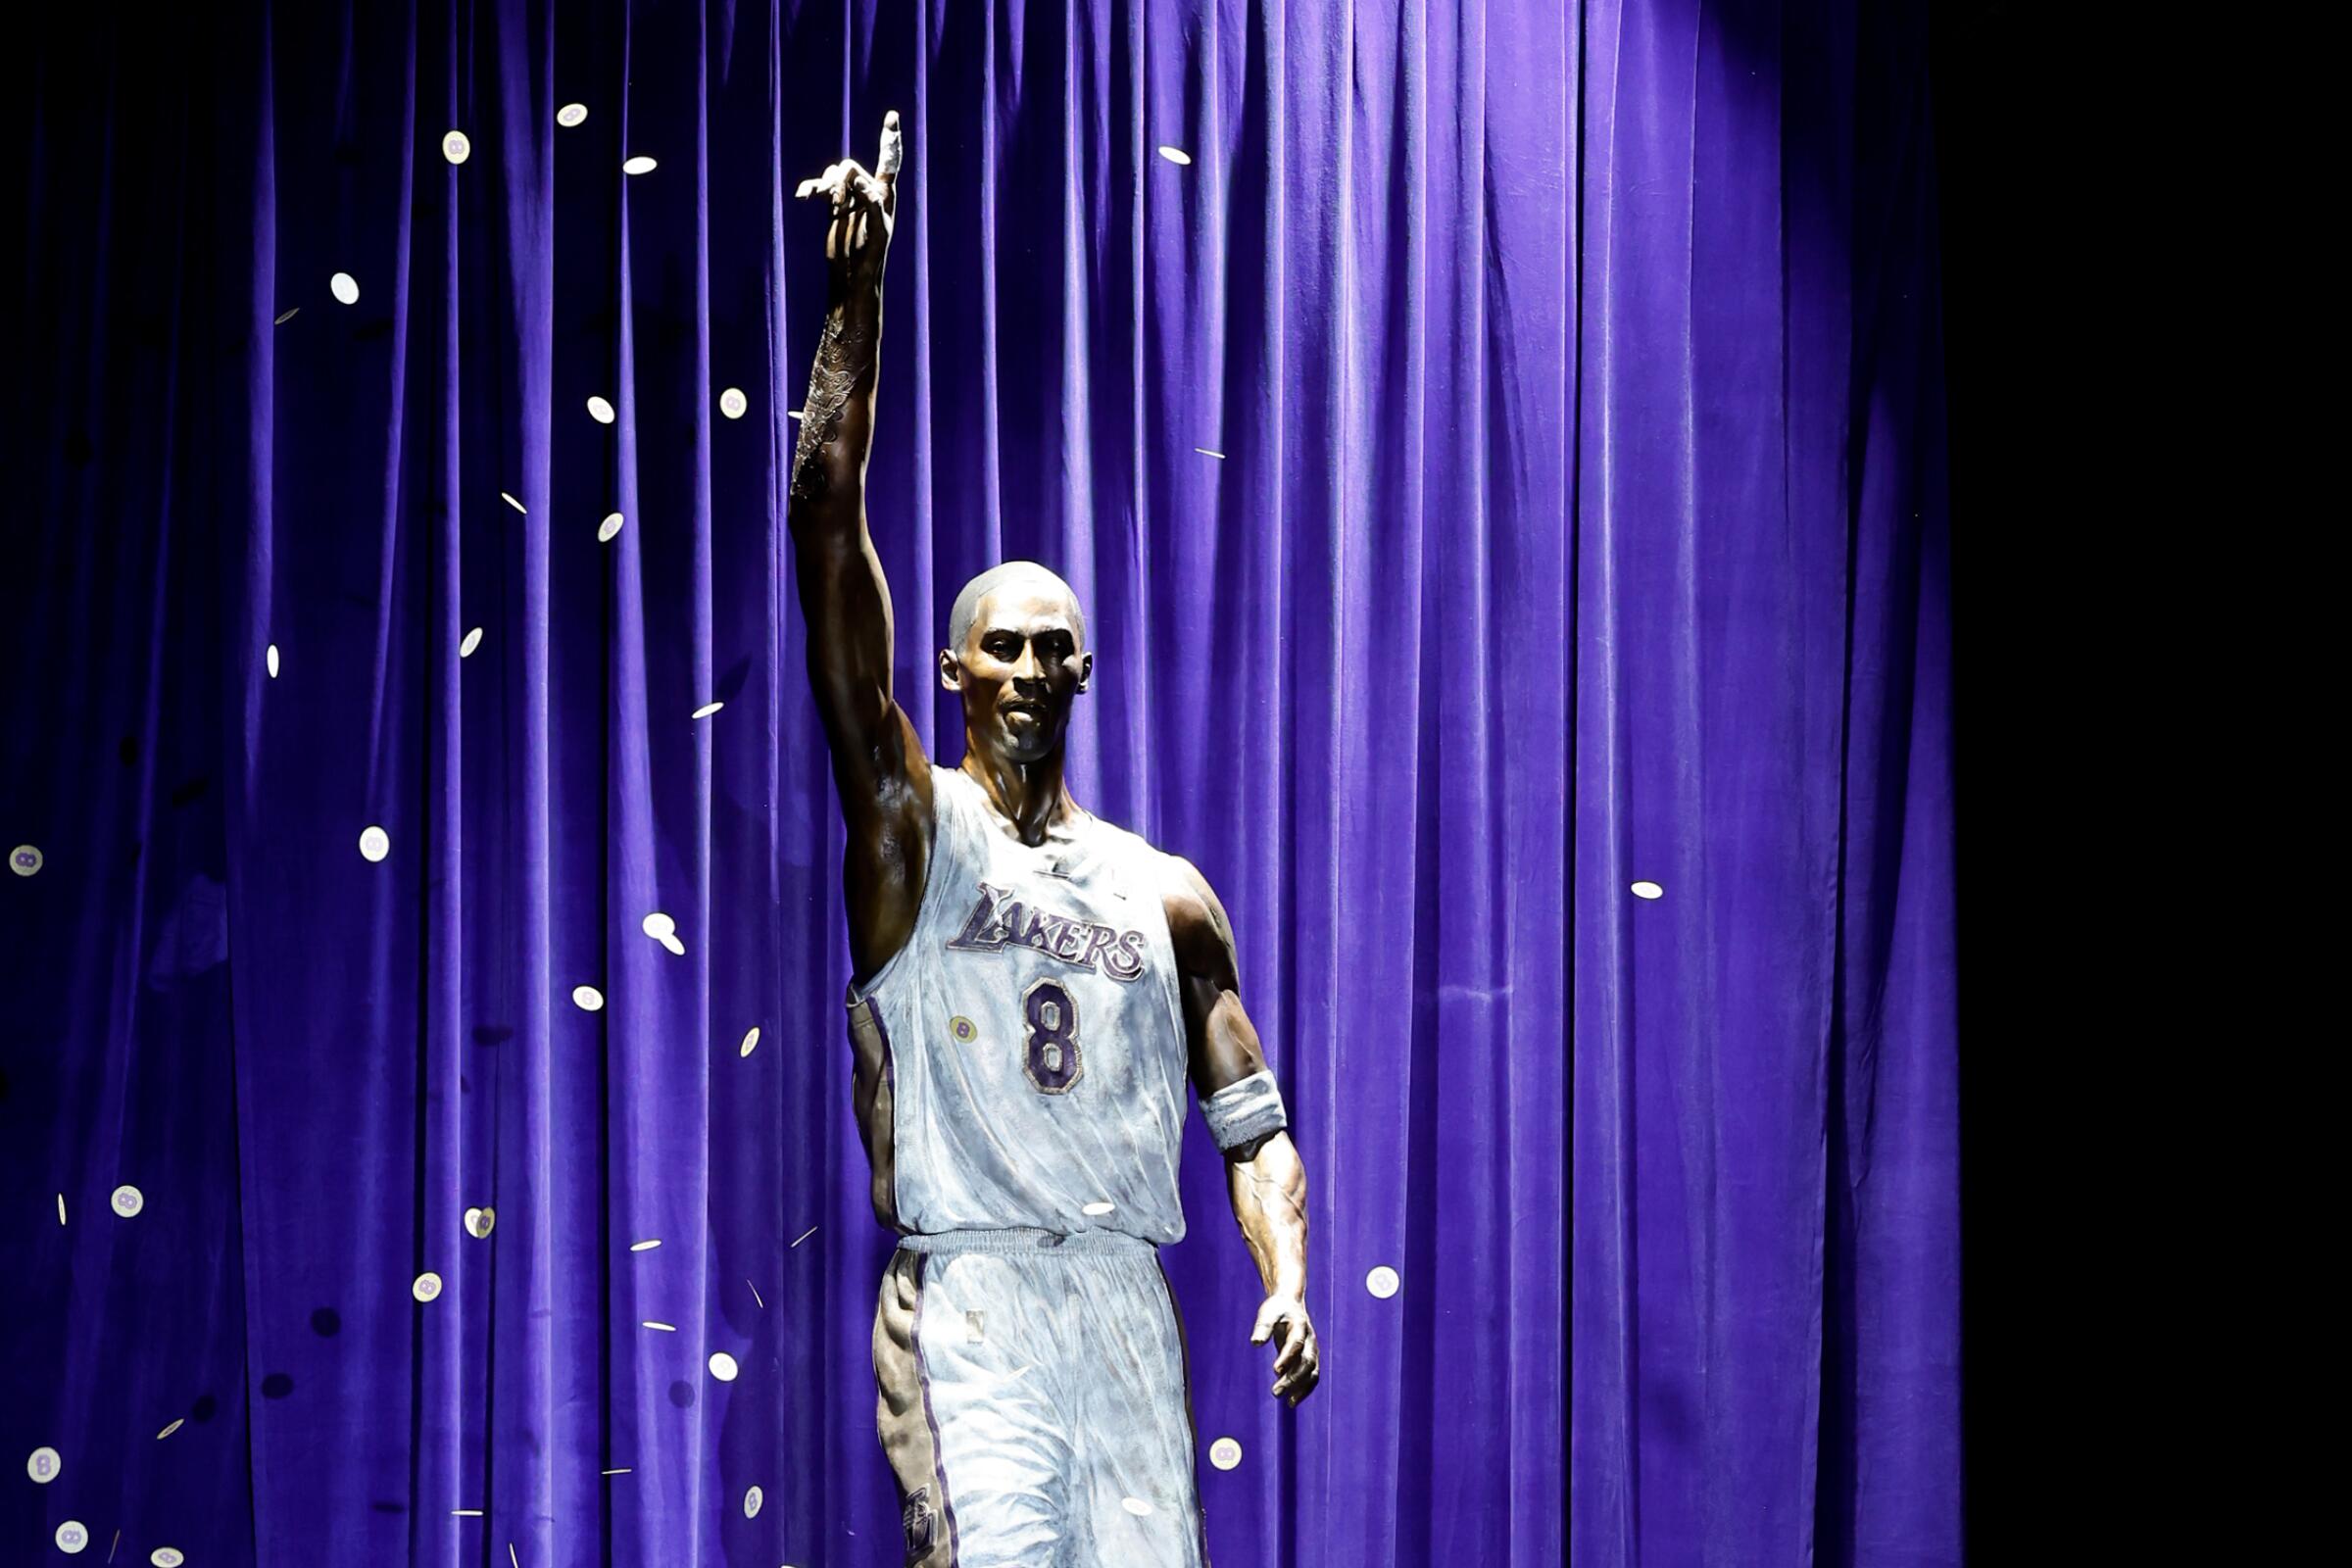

{"left": 847, "top": 763, "right": 958, "bottom": 1008}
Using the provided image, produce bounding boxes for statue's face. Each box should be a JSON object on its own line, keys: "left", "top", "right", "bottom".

{"left": 942, "top": 582, "right": 1091, "bottom": 764}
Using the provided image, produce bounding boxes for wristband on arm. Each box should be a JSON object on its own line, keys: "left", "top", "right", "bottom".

{"left": 1200, "top": 1069, "right": 1289, "bottom": 1154}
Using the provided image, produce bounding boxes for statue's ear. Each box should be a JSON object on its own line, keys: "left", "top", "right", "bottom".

{"left": 1076, "top": 652, "right": 1094, "bottom": 695}
{"left": 939, "top": 649, "right": 962, "bottom": 691}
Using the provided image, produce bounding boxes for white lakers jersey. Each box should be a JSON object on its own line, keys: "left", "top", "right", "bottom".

{"left": 845, "top": 763, "right": 1193, "bottom": 1244}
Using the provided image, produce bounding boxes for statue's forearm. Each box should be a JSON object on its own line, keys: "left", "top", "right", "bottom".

{"left": 788, "top": 284, "right": 882, "bottom": 514}
{"left": 1227, "top": 1131, "right": 1308, "bottom": 1298}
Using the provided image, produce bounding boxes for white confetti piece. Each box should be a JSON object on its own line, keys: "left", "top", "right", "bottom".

{"left": 598, "top": 513, "right": 625, "bottom": 542}
{"left": 273, "top": 307, "right": 299, "bottom": 324}
{"left": 659, "top": 933, "right": 684, "bottom": 956}
{"left": 27, "top": 1446, "right": 62, "bottom": 1483}
{"left": 557, "top": 103, "right": 589, "bottom": 128}
{"left": 359, "top": 825, "right": 391, "bottom": 862}
{"left": 709, "top": 1352, "right": 739, "bottom": 1382}
{"left": 791, "top": 1225, "right": 818, "bottom": 1249}
{"left": 56, "top": 1194, "right": 66, "bottom": 1225}
{"left": 413, "top": 1271, "right": 443, "bottom": 1302}
{"left": 629, "top": 1239, "right": 661, "bottom": 1252}
{"left": 785, "top": 408, "right": 805, "bottom": 421}
{"left": 738, "top": 1026, "right": 760, "bottom": 1058}
{"left": 622, "top": 155, "right": 658, "bottom": 174}
{"left": 451, "top": 1509, "right": 483, "bottom": 1518}
{"left": 111, "top": 1185, "right": 144, "bottom": 1218}
{"left": 460, "top": 626, "right": 484, "bottom": 659}
{"left": 465, "top": 1206, "right": 497, "bottom": 1239}
{"left": 718, "top": 387, "right": 748, "bottom": 419}
{"left": 1122, "top": 1496, "right": 1154, "bottom": 1518}
{"left": 572, "top": 985, "right": 605, "bottom": 1011}
{"left": 9, "top": 844, "right": 42, "bottom": 876}
{"left": 691, "top": 701, "right": 723, "bottom": 719}
{"left": 743, "top": 1485, "right": 763, "bottom": 1518}
{"left": 150, "top": 1549, "right": 185, "bottom": 1567}
{"left": 1195, "top": 447, "right": 1226, "bottom": 460}
{"left": 501, "top": 491, "right": 526, "bottom": 514}
{"left": 587, "top": 396, "right": 615, "bottom": 424}
{"left": 641, "top": 911, "right": 675, "bottom": 940}
{"left": 510, "top": 1545, "right": 520, "bottom": 1568}
{"left": 267, "top": 643, "right": 280, "bottom": 677}
{"left": 1366, "top": 1264, "right": 1400, "bottom": 1298}
{"left": 747, "top": 1278, "right": 764, "bottom": 1309}
{"left": 1156, "top": 145, "right": 1193, "bottom": 166}
{"left": 330, "top": 271, "right": 360, "bottom": 305}
{"left": 55, "top": 1520, "right": 90, "bottom": 1554}
{"left": 1209, "top": 1436, "right": 1242, "bottom": 1470}
{"left": 1630, "top": 880, "right": 1664, "bottom": 900}
{"left": 156, "top": 1419, "right": 184, "bottom": 1441}
{"left": 642, "top": 1320, "right": 676, "bottom": 1333}
{"left": 442, "top": 130, "right": 472, "bottom": 165}
{"left": 1081, "top": 1200, "right": 1115, "bottom": 1217}
{"left": 602, "top": 1467, "right": 631, "bottom": 1476}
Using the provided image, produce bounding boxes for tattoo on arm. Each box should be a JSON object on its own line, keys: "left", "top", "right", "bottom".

{"left": 790, "top": 310, "right": 876, "bottom": 504}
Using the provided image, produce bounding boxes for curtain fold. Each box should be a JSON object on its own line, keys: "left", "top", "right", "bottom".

{"left": 1, "top": 2, "right": 1955, "bottom": 1564}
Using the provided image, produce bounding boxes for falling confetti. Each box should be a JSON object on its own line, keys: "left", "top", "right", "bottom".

{"left": 747, "top": 1279, "right": 764, "bottom": 1309}
{"left": 601, "top": 1467, "right": 632, "bottom": 1476}
{"left": 739, "top": 1026, "right": 760, "bottom": 1057}
{"left": 273, "top": 307, "right": 299, "bottom": 324}
{"left": 330, "top": 271, "right": 360, "bottom": 305}
{"left": 442, "top": 130, "right": 471, "bottom": 165}
{"left": 571, "top": 985, "right": 605, "bottom": 1011}
{"left": 111, "top": 1185, "right": 144, "bottom": 1218}
{"left": 642, "top": 1320, "right": 676, "bottom": 1333}
{"left": 587, "top": 396, "right": 615, "bottom": 424}
{"left": 54, "top": 1520, "right": 90, "bottom": 1554}
{"left": 1082, "top": 1200, "right": 1116, "bottom": 1216}
{"left": 9, "top": 844, "right": 42, "bottom": 877}
{"left": 465, "top": 1206, "right": 497, "bottom": 1239}
{"left": 26, "top": 1446, "right": 62, "bottom": 1483}
{"left": 629, "top": 1239, "right": 662, "bottom": 1252}
{"left": 709, "top": 1352, "right": 739, "bottom": 1382}
{"left": 156, "top": 1419, "right": 184, "bottom": 1441}
{"left": 1366, "top": 1264, "right": 1400, "bottom": 1298}
{"left": 786, "top": 409, "right": 805, "bottom": 421}
{"left": 659, "top": 933, "right": 685, "bottom": 956}
{"left": 691, "top": 701, "right": 723, "bottom": 719}
{"left": 267, "top": 643, "right": 280, "bottom": 677}
{"left": 56, "top": 1194, "right": 66, "bottom": 1225}
{"left": 359, "top": 825, "right": 391, "bottom": 862}
{"left": 598, "top": 513, "right": 625, "bottom": 542}
{"left": 718, "top": 387, "right": 748, "bottom": 419}
{"left": 1630, "top": 880, "right": 1664, "bottom": 900}
{"left": 744, "top": 1485, "right": 764, "bottom": 1519}
{"left": 1156, "top": 145, "right": 1193, "bottom": 166}
{"left": 150, "top": 1548, "right": 185, "bottom": 1567}
{"left": 451, "top": 1509, "right": 484, "bottom": 1518}
{"left": 557, "top": 103, "right": 589, "bottom": 127}
{"left": 791, "top": 1225, "right": 818, "bottom": 1249}
{"left": 460, "top": 626, "right": 484, "bottom": 659}
{"left": 1209, "top": 1437, "right": 1243, "bottom": 1471}
{"left": 622, "top": 155, "right": 658, "bottom": 174}
{"left": 641, "top": 911, "right": 675, "bottom": 941}
{"left": 1122, "top": 1496, "right": 1155, "bottom": 1518}
{"left": 413, "top": 1271, "right": 443, "bottom": 1302}
{"left": 501, "top": 491, "right": 527, "bottom": 514}
{"left": 1195, "top": 447, "right": 1226, "bottom": 460}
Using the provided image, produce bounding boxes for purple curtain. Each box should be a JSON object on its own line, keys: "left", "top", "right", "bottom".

{"left": 1, "top": 2, "right": 1955, "bottom": 1565}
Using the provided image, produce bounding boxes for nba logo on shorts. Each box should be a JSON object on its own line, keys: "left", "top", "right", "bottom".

{"left": 902, "top": 1484, "right": 936, "bottom": 1559}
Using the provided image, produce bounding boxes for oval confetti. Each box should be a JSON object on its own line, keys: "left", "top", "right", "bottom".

{"left": 267, "top": 643, "right": 280, "bottom": 677}
{"left": 157, "top": 1419, "right": 184, "bottom": 1440}
{"left": 1156, "top": 145, "right": 1193, "bottom": 166}
{"left": 691, "top": 701, "right": 723, "bottom": 719}
{"left": 1366, "top": 1264, "right": 1400, "bottom": 1298}
{"left": 330, "top": 271, "right": 360, "bottom": 305}
{"left": 587, "top": 396, "right": 615, "bottom": 424}
{"left": 598, "top": 513, "right": 624, "bottom": 542}
{"left": 743, "top": 1485, "right": 763, "bottom": 1519}
{"left": 413, "top": 1271, "right": 443, "bottom": 1302}
{"left": 26, "top": 1446, "right": 62, "bottom": 1483}
{"left": 1630, "top": 880, "right": 1664, "bottom": 900}
{"left": 442, "top": 130, "right": 472, "bottom": 165}
{"left": 738, "top": 1026, "right": 760, "bottom": 1058}
{"left": 501, "top": 491, "right": 527, "bottom": 514}
{"left": 460, "top": 626, "right": 484, "bottom": 659}
{"left": 622, "top": 155, "right": 658, "bottom": 174}
{"left": 709, "top": 1351, "right": 739, "bottom": 1383}
{"left": 466, "top": 1206, "right": 497, "bottom": 1239}
{"left": 659, "top": 933, "right": 685, "bottom": 956}
{"left": 629, "top": 1239, "right": 661, "bottom": 1252}
{"left": 152, "top": 1550, "right": 186, "bottom": 1568}
{"left": 1081, "top": 1200, "right": 1115, "bottom": 1217}
{"left": 360, "top": 825, "right": 391, "bottom": 862}
{"left": 1209, "top": 1436, "right": 1242, "bottom": 1471}
{"left": 572, "top": 985, "right": 605, "bottom": 1012}
{"left": 557, "top": 103, "right": 588, "bottom": 128}
{"left": 718, "top": 387, "right": 748, "bottom": 419}
{"left": 1122, "top": 1496, "right": 1155, "bottom": 1518}
{"left": 111, "top": 1185, "right": 144, "bottom": 1218}
{"left": 55, "top": 1520, "right": 90, "bottom": 1553}
{"left": 641, "top": 911, "right": 675, "bottom": 940}
{"left": 9, "top": 844, "right": 41, "bottom": 877}
{"left": 642, "top": 1320, "right": 676, "bottom": 1332}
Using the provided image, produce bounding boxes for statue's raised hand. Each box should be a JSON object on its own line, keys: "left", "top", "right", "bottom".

{"left": 796, "top": 111, "right": 901, "bottom": 297}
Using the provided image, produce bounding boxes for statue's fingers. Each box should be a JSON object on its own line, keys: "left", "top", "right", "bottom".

{"left": 853, "top": 171, "right": 890, "bottom": 212}
{"left": 1271, "top": 1327, "right": 1308, "bottom": 1377}
{"left": 876, "top": 110, "right": 904, "bottom": 187}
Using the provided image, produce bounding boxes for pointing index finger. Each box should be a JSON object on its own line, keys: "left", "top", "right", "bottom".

{"left": 876, "top": 110, "right": 904, "bottom": 186}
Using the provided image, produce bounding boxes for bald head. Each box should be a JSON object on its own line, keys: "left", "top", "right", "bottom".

{"left": 947, "top": 561, "right": 1087, "bottom": 660}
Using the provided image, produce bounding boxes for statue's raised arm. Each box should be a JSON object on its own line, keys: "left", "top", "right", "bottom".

{"left": 788, "top": 111, "right": 934, "bottom": 987}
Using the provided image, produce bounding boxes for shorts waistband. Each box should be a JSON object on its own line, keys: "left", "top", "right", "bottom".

{"left": 894, "top": 1226, "right": 1156, "bottom": 1256}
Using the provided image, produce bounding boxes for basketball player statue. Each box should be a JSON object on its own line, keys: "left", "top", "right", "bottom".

{"left": 787, "top": 114, "right": 1321, "bottom": 1566}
